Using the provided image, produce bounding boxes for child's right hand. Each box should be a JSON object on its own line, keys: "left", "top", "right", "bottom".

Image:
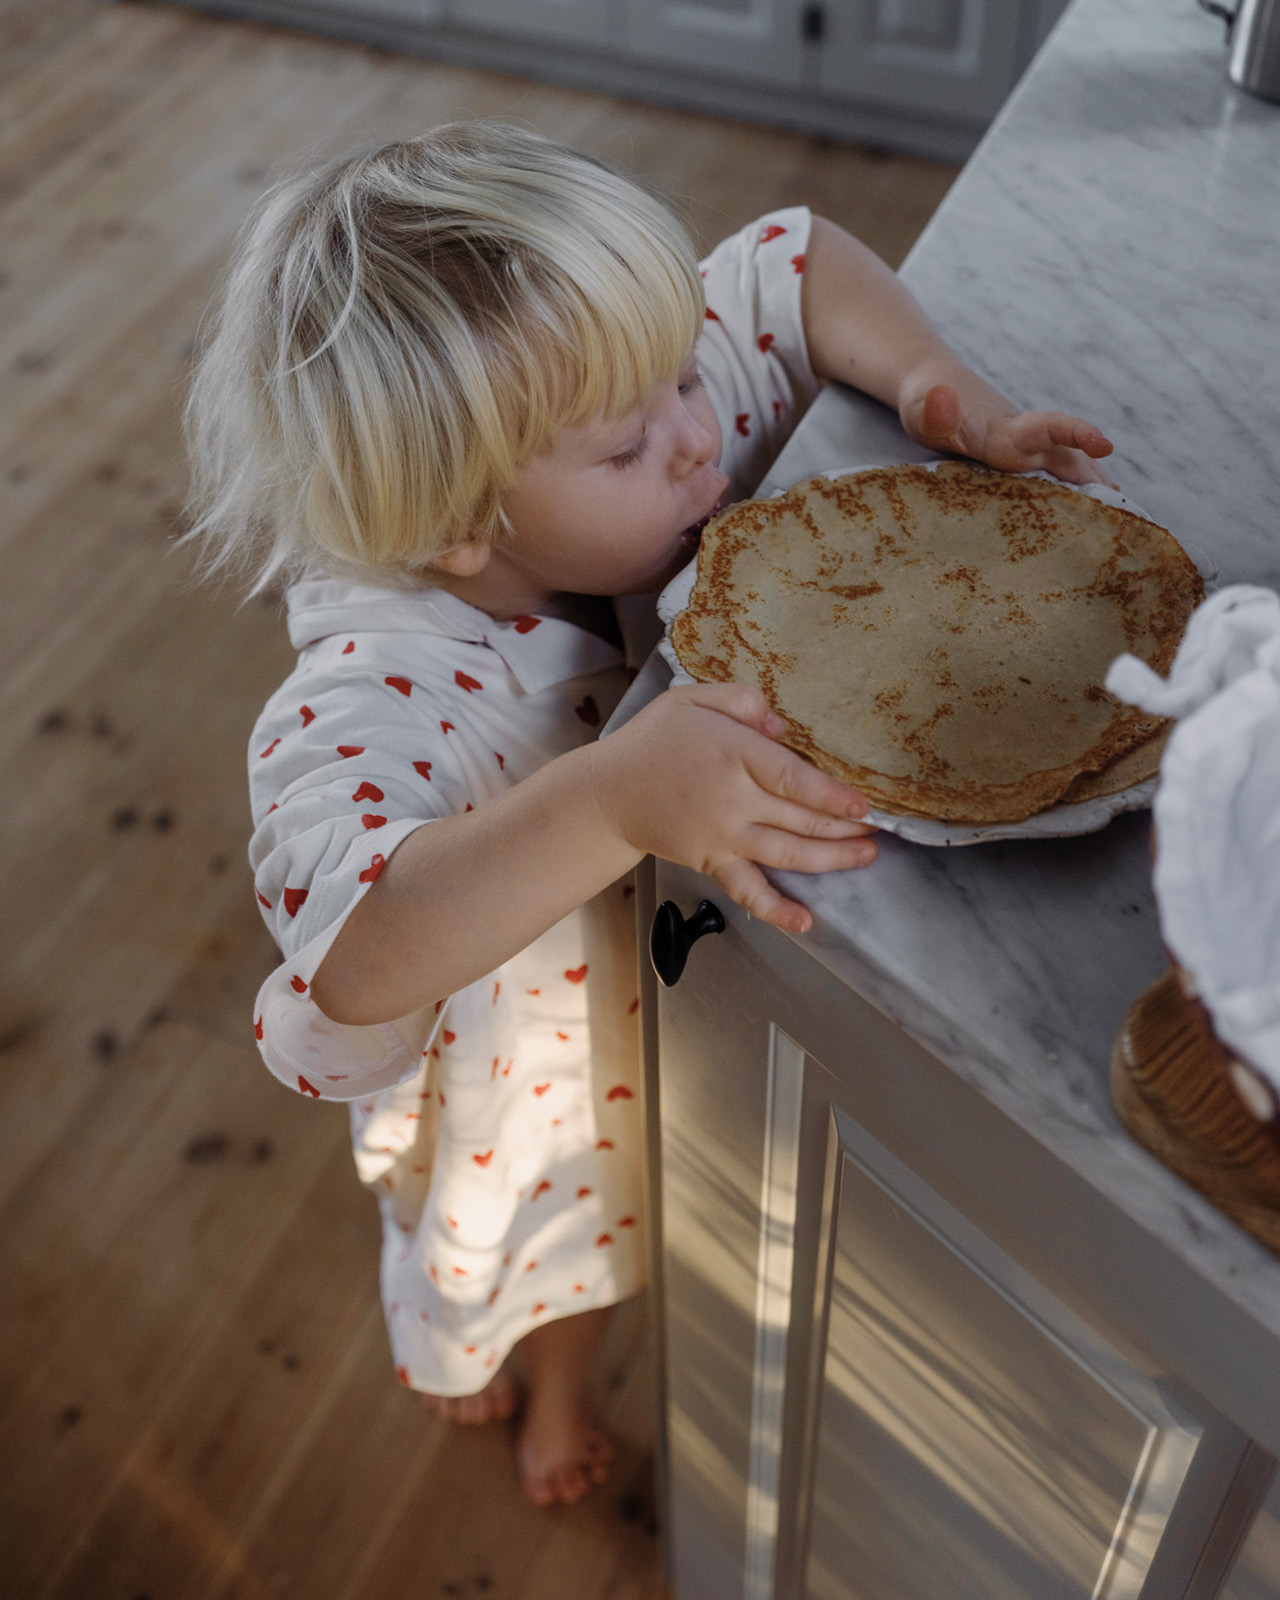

{"left": 587, "top": 682, "right": 878, "bottom": 935}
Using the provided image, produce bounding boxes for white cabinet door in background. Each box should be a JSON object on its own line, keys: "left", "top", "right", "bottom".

{"left": 818, "top": 0, "right": 1023, "bottom": 120}
{"left": 445, "top": 0, "right": 612, "bottom": 47}
{"left": 621, "top": 0, "right": 806, "bottom": 87}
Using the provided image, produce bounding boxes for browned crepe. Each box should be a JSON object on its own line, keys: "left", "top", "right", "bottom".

{"left": 671, "top": 462, "right": 1203, "bottom": 824}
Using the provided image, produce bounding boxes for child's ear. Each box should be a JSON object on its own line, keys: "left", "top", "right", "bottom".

{"left": 430, "top": 538, "right": 492, "bottom": 578}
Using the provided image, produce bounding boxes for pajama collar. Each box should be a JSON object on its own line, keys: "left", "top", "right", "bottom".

{"left": 286, "top": 578, "right": 626, "bottom": 697}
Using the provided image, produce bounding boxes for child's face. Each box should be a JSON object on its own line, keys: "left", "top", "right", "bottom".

{"left": 490, "top": 354, "right": 729, "bottom": 604}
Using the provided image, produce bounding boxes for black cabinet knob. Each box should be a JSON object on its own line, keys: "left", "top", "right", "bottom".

{"left": 649, "top": 898, "right": 726, "bottom": 987}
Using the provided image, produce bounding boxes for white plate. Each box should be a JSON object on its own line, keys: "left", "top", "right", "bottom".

{"left": 656, "top": 463, "right": 1217, "bottom": 848}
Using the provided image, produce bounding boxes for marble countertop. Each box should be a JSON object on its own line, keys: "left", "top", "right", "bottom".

{"left": 630, "top": 0, "right": 1280, "bottom": 1334}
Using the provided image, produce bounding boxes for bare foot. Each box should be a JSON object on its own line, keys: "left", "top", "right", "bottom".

{"left": 516, "top": 1396, "right": 616, "bottom": 1508}
{"left": 421, "top": 1365, "right": 520, "bottom": 1425}
{"left": 512, "top": 1305, "right": 617, "bottom": 1508}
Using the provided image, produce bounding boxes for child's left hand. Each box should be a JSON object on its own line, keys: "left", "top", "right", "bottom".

{"left": 900, "top": 379, "right": 1117, "bottom": 489}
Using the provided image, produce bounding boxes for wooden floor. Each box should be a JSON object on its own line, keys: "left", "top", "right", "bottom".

{"left": 0, "top": 2, "right": 956, "bottom": 1594}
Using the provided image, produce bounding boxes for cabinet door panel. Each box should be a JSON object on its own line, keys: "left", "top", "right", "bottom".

{"left": 445, "top": 0, "right": 611, "bottom": 47}
{"left": 807, "top": 1111, "right": 1203, "bottom": 1600}
{"left": 651, "top": 864, "right": 1268, "bottom": 1600}
{"left": 818, "top": 0, "right": 1023, "bottom": 120}
{"left": 620, "top": 0, "right": 805, "bottom": 87}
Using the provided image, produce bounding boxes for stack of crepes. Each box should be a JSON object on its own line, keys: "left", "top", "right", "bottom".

{"left": 1108, "top": 585, "right": 1280, "bottom": 1103}
{"left": 670, "top": 462, "right": 1205, "bottom": 825}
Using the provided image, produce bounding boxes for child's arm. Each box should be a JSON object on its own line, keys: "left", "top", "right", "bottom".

{"left": 310, "top": 681, "right": 875, "bottom": 1026}
{"left": 800, "top": 216, "right": 1116, "bottom": 487}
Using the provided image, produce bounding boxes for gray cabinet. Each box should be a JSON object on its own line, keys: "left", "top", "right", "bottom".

{"left": 620, "top": 0, "right": 806, "bottom": 87}
{"left": 191, "top": 0, "right": 1069, "bottom": 159}
{"left": 446, "top": 0, "right": 613, "bottom": 47}
{"left": 642, "top": 858, "right": 1279, "bottom": 1600}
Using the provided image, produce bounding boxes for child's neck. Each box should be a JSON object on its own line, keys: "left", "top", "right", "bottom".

{"left": 427, "top": 568, "right": 621, "bottom": 646}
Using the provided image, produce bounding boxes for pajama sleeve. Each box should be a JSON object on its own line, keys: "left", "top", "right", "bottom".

{"left": 247, "top": 665, "right": 472, "bottom": 1103}
{"left": 697, "top": 206, "right": 821, "bottom": 503}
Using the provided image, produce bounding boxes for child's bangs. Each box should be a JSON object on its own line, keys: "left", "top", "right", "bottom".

{"left": 517, "top": 218, "right": 706, "bottom": 447}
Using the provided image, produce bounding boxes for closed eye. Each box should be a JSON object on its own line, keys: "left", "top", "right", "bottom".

{"left": 679, "top": 370, "right": 705, "bottom": 397}
{"left": 607, "top": 432, "right": 649, "bottom": 470}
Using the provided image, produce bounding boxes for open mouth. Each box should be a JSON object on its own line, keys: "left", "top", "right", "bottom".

{"left": 679, "top": 496, "right": 725, "bottom": 551}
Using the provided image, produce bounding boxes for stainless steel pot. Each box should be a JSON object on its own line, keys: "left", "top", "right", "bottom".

{"left": 1200, "top": 0, "right": 1280, "bottom": 103}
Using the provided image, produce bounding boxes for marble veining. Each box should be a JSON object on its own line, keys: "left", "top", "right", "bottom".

{"left": 743, "top": 0, "right": 1280, "bottom": 1327}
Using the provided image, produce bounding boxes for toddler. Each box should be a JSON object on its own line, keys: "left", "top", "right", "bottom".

{"left": 184, "top": 121, "right": 1114, "bottom": 1507}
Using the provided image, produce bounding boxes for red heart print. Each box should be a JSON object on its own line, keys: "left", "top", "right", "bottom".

{"left": 352, "top": 781, "right": 384, "bottom": 803}
{"left": 254, "top": 1016, "right": 264, "bottom": 1040}
{"left": 491, "top": 1056, "right": 500, "bottom": 1080}
{"left": 526, "top": 988, "right": 540, "bottom": 996}
{"left": 573, "top": 1283, "right": 586, "bottom": 1295}
{"left": 342, "top": 640, "right": 355, "bottom": 654}
{"left": 595, "top": 1234, "right": 614, "bottom": 1247}
{"left": 596, "top": 1139, "right": 615, "bottom": 1150}
{"left": 290, "top": 975, "right": 306, "bottom": 994}
{"left": 256, "top": 890, "right": 272, "bottom": 909}
{"left": 413, "top": 761, "right": 432, "bottom": 780}
{"left": 525, "top": 1259, "right": 539, "bottom": 1271}
{"left": 362, "top": 814, "right": 387, "bottom": 831}
{"left": 575, "top": 696, "right": 600, "bottom": 726}
{"left": 487, "top": 1287, "right": 501, "bottom": 1306}
{"left": 283, "top": 887, "right": 309, "bottom": 917}
{"left": 774, "top": 398, "right": 787, "bottom": 419}
{"left": 736, "top": 413, "right": 750, "bottom": 437}
{"left": 502, "top": 1060, "right": 512, "bottom": 1077}
{"left": 386, "top": 675, "right": 412, "bottom": 696}
{"left": 577, "top": 1186, "right": 593, "bottom": 1199}
{"left": 438, "top": 1089, "right": 446, "bottom": 1105}
{"left": 627, "top": 998, "right": 639, "bottom": 1016}
{"left": 493, "top": 981, "right": 500, "bottom": 1002}
{"left": 531, "top": 1180, "right": 552, "bottom": 1200}
{"left": 452, "top": 1265, "right": 468, "bottom": 1277}
{"left": 463, "top": 1344, "right": 477, "bottom": 1355}
{"left": 299, "top": 704, "right": 316, "bottom": 727}
{"left": 259, "top": 738, "right": 280, "bottom": 759}
{"left": 494, "top": 751, "right": 505, "bottom": 770}
{"left": 791, "top": 253, "right": 806, "bottom": 273}
{"left": 555, "top": 1030, "right": 569, "bottom": 1041}
{"left": 434, "top": 1000, "right": 444, "bottom": 1014}
{"left": 565, "top": 965, "right": 588, "bottom": 984}
{"left": 606, "top": 1085, "right": 634, "bottom": 1101}
{"left": 430, "top": 1264, "right": 440, "bottom": 1285}
{"left": 454, "top": 670, "right": 482, "bottom": 693}
{"left": 704, "top": 307, "right": 721, "bottom": 321}
{"left": 396, "top": 1365, "right": 409, "bottom": 1385}
{"left": 443, "top": 1030, "right": 456, "bottom": 1045}
{"left": 358, "top": 855, "right": 385, "bottom": 883}
{"left": 440, "top": 721, "right": 455, "bottom": 734}
{"left": 473, "top": 1149, "right": 493, "bottom": 1167}
{"left": 533, "top": 1082, "right": 552, "bottom": 1097}
{"left": 337, "top": 744, "right": 365, "bottom": 758}
{"left": 532, "top": 1302, "right": 547, "bottom": 1315}
{"left": 464, "top": 803, "right": 473, "bottom": 813}
{"left": 267, "top": 804, "right": 277, "bottom": 814}
{"left": 760, "top": 223, "right": 787, "bottom": 242}
{"left": 446, "top": 1214, "right": 458, "bottom": 1229}
{"left": 298, "top": 1076, "right": 320, "bottom": 1098}
{"left": 513, "top": 614, "right": 541, "bottom": 633}
{"left": 757, "top": 332, "right": 775, "bottom": 353}
{"left": 618, "top": 1216, "right": 637, "bottom": 1228}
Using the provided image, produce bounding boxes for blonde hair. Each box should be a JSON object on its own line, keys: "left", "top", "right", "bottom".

{"left": 182, "top": 122, "right": 705, "bottom": 592}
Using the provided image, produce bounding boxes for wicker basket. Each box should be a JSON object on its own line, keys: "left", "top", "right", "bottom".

{"left": 1111, "top": 967, "right": 1280, "bottom": 1254}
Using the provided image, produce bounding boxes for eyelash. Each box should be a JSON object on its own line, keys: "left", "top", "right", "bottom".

{"left": 608, "top": 371, "right": 704, "bottom": 470}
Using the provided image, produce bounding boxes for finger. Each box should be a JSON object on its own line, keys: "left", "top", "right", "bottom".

{"left": 748, "top": 741, "right": 873, "bottom": 820}
{"left": 714, "top": 857, "right": 818, "bottom": 934}
{"left": 743, "top": 827, "right": 879, "bottom": 877}
{"left": 754, "top": 792, "right": 880, "bottom": 841}
{"left": 919, "top": 383, "right": 963, "bottom": 444}
{"left": 1007, "top": 410, "right": 1113, "bottom": 461}
{"left": 679, "top": 679, "right": 786, "bottom": 737}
